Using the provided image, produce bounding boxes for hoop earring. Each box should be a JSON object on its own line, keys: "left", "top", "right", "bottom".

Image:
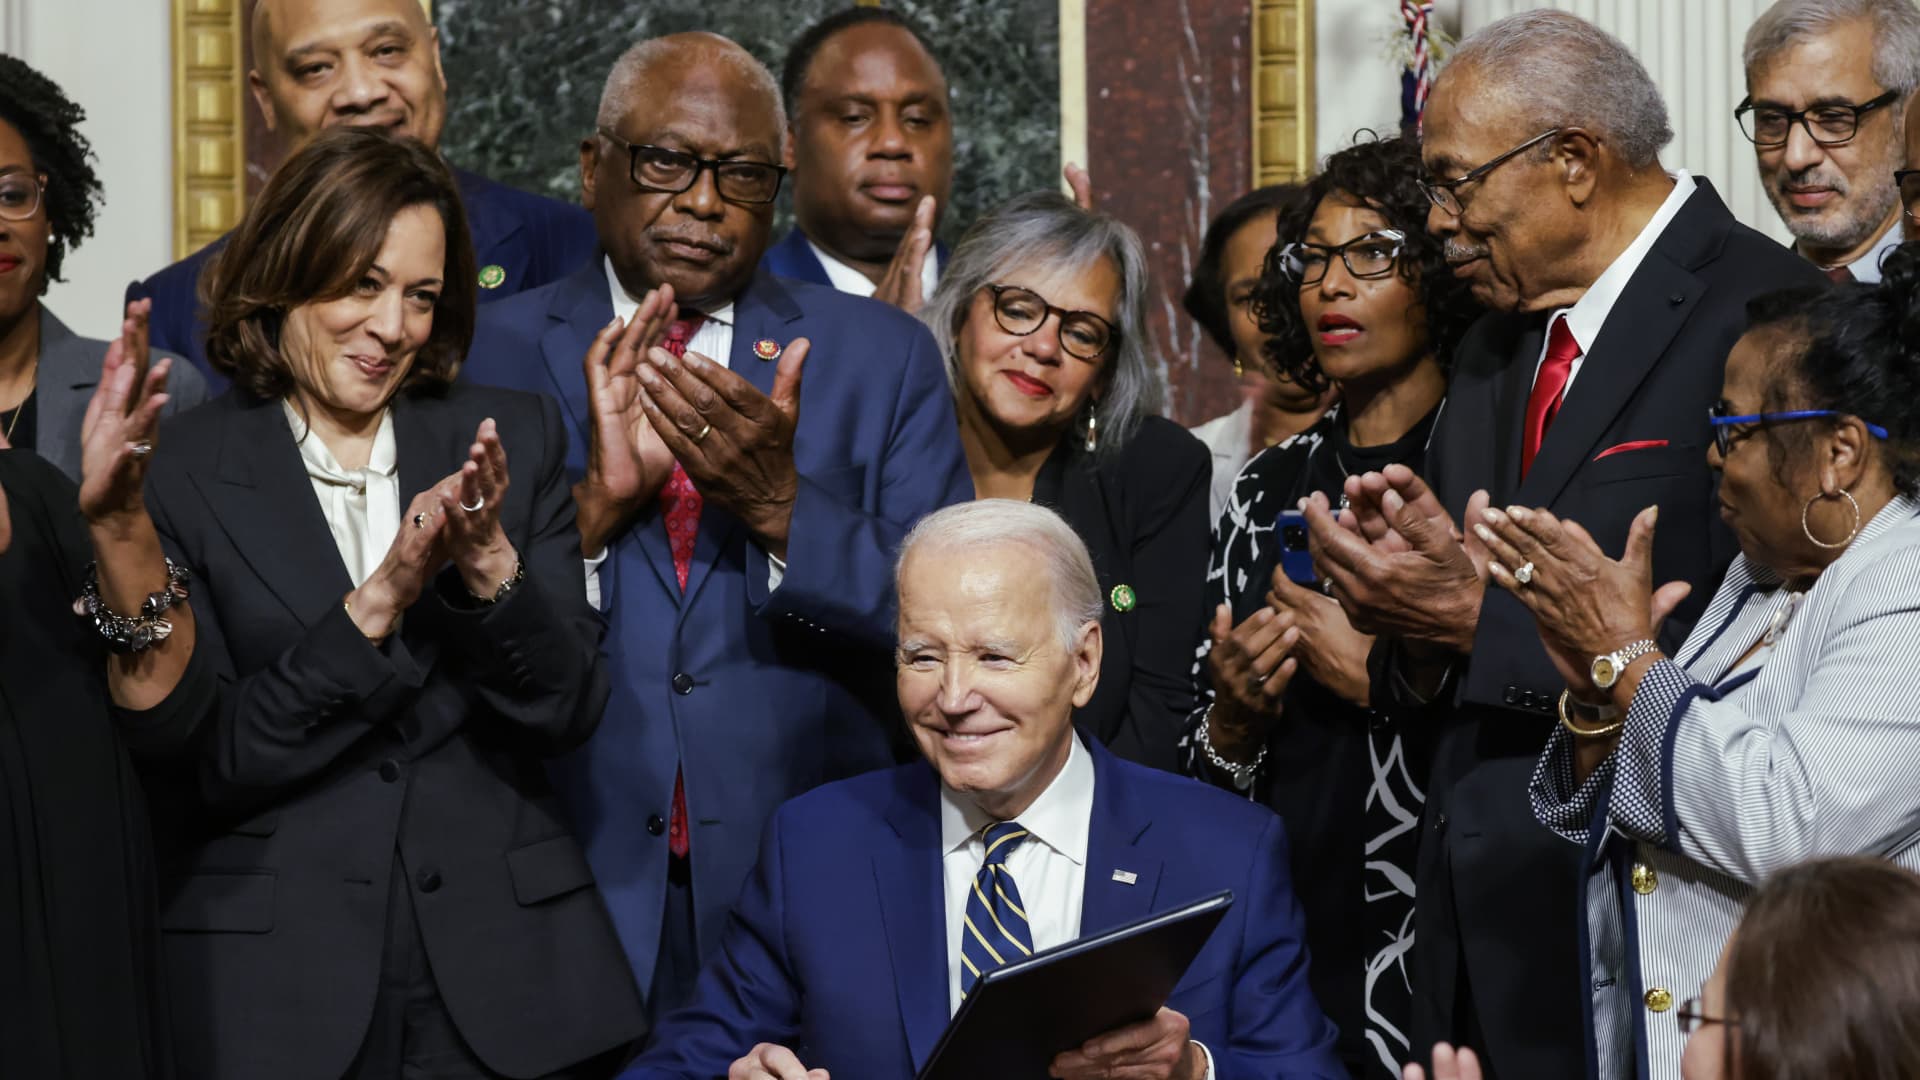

{"left": 1801, "top": 488, "right": 1861, "bottom": 549}
{"left": 1083, "top": 405, "right": 1099, "bottom": 452}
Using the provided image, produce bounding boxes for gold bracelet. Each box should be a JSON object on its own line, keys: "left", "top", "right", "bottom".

{"left": 1558, "top": 689, "right": 1624, "bottom": 738}
{"left": 343, "top": 597, "right": 389, "bottom": 644}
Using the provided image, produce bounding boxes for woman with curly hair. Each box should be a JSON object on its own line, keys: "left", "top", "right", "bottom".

{"left": 1181, "top": 132, "right": 1484, "bottom": 1080}
{"left": 0, "top": 55, "right": 206, "bottom": 479}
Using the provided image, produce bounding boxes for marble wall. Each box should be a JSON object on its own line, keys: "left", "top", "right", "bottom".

{"left": 431, "top": 0, "right": 1060, "bottom": 250}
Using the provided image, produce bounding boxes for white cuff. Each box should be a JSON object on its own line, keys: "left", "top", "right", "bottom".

{"left": 766, "top": 550, "right": 786, "bottom": 592}
{"left": 1195, "top": 1039, "right": 1216, "bottom": 1080}
{"left": 583, "top": 547, "right": 609, "bottom": 610}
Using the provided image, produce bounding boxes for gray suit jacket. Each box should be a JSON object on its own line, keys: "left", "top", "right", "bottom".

{"left": 36, "top": 307, "right": 207, "bottom": 482}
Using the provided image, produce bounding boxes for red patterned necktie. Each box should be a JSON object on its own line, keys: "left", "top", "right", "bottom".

{"left": 1521, "top": 315, "right": 1580, "bottom": 479}
{"left": 656, "top": 312, "right": 705, "bottom": 859}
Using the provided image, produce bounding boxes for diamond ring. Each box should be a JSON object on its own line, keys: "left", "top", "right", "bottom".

{"left": 1514, "top": 561, "right": 1536, "bottom": 586}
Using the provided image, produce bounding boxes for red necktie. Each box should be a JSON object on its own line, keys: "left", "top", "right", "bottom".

{"left": 655, "top": 313, "right": 705, "bottom": 859}
{"left": 1521, "top": 315, "right": 1580, "bottom": 478}
{"left": 1826, "top": 264, "right": 1855, "bottom": 284}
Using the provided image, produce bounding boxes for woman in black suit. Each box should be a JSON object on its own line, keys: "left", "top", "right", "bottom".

{"left": 109, "top": 127, "right": 645, "bottom": 1079}
{"left": 920, "top": 191, "right": 1211, "bottom": 771}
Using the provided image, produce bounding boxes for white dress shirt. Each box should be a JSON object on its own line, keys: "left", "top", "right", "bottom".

{"left": 586, "top": 258, "right": 781, "bottom": 607}
{"left": 284, "top": 400, "right": 400, "bottom": 589}
{"left": 940, "top": 734, "right": 1216, "bottom": 1077}
{"left": 1533, "top": 170, "right": 1698, "bottom": 396}
{"left": 1815, "top": 218, "right": 1903, "bottom": 283}
{"left": 810, "top": 237, "right": 939, "bottom": 301}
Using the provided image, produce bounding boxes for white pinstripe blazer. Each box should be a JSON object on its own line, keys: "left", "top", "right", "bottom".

{"left": 1530, "top": 494, "right": 1920, "bottom": 1080}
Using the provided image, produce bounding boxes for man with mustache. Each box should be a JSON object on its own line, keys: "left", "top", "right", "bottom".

{"left": 766, "top": 7, "right": 953, "bottom": 315}
{"left": 125, "top": 0, "right": 595, "bottom": 389}
{"left": 1296, "top": 11, "right": 1821, "bottom": 1078}
{"left": 1742, "top": 0, "right": 1920, "bottom": 283}
{"left": 459, "top": 32, "right": 971, "bottom": 1020}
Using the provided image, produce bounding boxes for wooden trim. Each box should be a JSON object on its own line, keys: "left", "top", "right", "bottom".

{"left": 1059, "top": 0, "right": 1086, "bottom": 189}
{"left": 1252, "top": 0, "right": 1314, "bottom": 185}
{"left": 171, "top": 0, "right": 246, "bottom": 260}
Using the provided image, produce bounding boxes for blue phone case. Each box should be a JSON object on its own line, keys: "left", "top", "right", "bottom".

{"left": 1275, "top": 511, "right": 1318, "bottom": 585}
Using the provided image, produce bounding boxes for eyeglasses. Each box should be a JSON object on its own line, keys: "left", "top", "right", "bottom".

{"left": 985, "top": 284, "right": 1118, "bottom": 360}
{"left": 597, "top": 129, "right": 787, "bottom": 205}
{"left": 1735, "top": 89, "right": 1900, "bottom": 148}
{"left": 1278, "top": 229, "right": 1407, "bottom": 286}
{"left": 1676, "top": 997, "right": 1740, "bottom": 1035}
{"left": 1708, "top": 398, "right": 1890, "bottom": 458}
{"left": 1896, "top": 168, "right": 1920, "bottom": 222}
{"left": 1418, "top": 128, "right": 1562, "bottom": 216}
{"left": 0, "top": 173, "right": 45, "bottom": 223}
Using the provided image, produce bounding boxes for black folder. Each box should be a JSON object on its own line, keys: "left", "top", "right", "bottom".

{"left": 915, "top": 890, "right": 1234, "bottom": 1080}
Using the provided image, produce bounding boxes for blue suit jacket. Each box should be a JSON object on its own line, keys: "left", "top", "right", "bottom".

{"left": 624, "top": 737, "right": 1345, "bottom": 1079}
{"left": 125, "top": 166, "right": 596, "bottom": 393}
{"left": 763, "top": 227, "right": 947, "bottom": 290}
{"left": 459, "top": 258, "right": 973, "bottom": 1001}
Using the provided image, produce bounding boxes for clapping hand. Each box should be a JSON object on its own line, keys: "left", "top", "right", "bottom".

{"left": 1266, "top": 566, "right": 1374, "bottom": 706}
{"left": 79, "top": 298, "right": 171, "bottom": 524}
{"left": 871, "top": 195, "right": 937, "bottom": 314}
{"left": 1207, "top": 601, "right": 1299, "bottom": 717}
{"left": 635, "top": 336, "right": 808, "bottom": 560}
{"left": 1303, "top": 464, "right": 1492, "bottom": 653}
{"left": 576, "top": 286, "right": 681, "bottom": 554}
{"left": 431, "top": 418, "right": 519, "bottom": 600}
{"left": 1404, "top": 1042, "right": 1484, "bottom": 1080}
{"left": 1064, "top": 162, "right": 1094, "bottom": 210}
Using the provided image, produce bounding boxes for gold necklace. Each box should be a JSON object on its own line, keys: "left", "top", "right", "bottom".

{"left": 1, "top": 384, "right": 30, "bottom": 444}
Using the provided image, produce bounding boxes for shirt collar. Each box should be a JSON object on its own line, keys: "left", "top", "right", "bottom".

{"left": 1845, "top": 221, "right": 1904, "bottom": 283}
{"left": 808, "top": 236, "right": 941, "bottom": 300}
{"left": 603, "top": 255, "right": 735, "bottom": 328}
{"left": 1557, "top": 170, "right": 1697, "bottom": 354}
{"left": 282, "top": 399, "right": 397, "bottom": 485}
{"left": 939, "top": 732, "right": 1094, "bottom": 866}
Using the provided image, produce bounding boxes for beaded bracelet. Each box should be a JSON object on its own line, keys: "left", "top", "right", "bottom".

{"left": 73, "top": 558, "right": 191, "bottom": 654}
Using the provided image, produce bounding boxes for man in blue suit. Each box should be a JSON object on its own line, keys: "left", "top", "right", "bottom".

{"left": 627, "top": 501, "right": 1342, "bottom": 1080}
{"left": 767, "top": 7, "right": 952, "bottom": 311}
{"left": 125, "top": 0, "right": 593, "bottom": 391}
{"left": 459, "top": 32, "right": 972, "bottom": 1021}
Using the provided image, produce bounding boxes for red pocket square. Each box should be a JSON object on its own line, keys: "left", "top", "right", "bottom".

{"left": 1594, "top": 439, "right": 1669, "bottom": 460}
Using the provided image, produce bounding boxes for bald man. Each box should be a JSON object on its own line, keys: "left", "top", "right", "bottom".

{"left": 459, "top": 33, "right": 971, "bottom": 1018}
{"left": 126, "top": 0, "right": 594, "bottom": 390}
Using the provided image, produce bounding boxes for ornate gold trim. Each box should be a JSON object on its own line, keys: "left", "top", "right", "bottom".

{"left": 1252, "top": 0, "right": 1315, "bottom": 185}
{"left": 171, "top": 0, "right": 247, "bottom": 260}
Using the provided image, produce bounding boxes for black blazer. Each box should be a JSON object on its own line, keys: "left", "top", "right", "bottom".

{"left": 1406, "top": 179, "right": 1825, "bottom": 1078}
{"left": 132, "top": 384, "right": 645, "bottom": 1080}
{"left": 1037, "top": 415, "right": 1212, "bottom": 771}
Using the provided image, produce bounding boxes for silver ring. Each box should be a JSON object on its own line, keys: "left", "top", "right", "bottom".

{"left": 692, "top": 422, "right": 712, "bottom": 444}
{"left": 128, "top": 441, "right": 154, "bottom": 459}
{"left": 459, "top": 495, "right": 485, "bottom": 513}
{"left": 412, "top": 512, "right": 427, "bottom": 529}
{"left": 1514, "top": 561, "right": 1536, "bottom": 586}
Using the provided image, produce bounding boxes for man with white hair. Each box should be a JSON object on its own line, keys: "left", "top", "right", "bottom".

{"left": 1742, "top": 0, "right": 1920, "bottom": 281}
{"left": 460, "top": 32, "right": 970, "bottom": 1020}
{"left": 623, "top": 500, "right": 1342, "bottom": 1080}
{"left": 1299, "top": 10, "right": 1823, "bottom": 1078}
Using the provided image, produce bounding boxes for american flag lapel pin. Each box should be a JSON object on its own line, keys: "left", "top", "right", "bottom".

{"left": 1111, "top": 869, "right": 1138, "bottom": 885}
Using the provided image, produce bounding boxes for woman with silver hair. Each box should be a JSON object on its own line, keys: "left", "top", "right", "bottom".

{"left": 919, "top": 190, "right": 1211, "bottom": 770}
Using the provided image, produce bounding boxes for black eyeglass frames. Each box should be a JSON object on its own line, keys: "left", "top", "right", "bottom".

{"left": 597, "top": 129, "right": 787, "bottom": 205}
{"left": 1418, "top": 128, "right": 1562, "bottom": 216}
{"left": 1735, "top": 88, "right": 1900, "bottom": 148}
{"left": 985, "top": 284, "right": 1118, "bottom": 361}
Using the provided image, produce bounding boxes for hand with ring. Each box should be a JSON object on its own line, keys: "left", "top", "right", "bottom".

{"left": 432, "top": 417, "right": 519, "bottom": 600}
{"left": 1474, "top": 503, "right": 1692, "bottom": 697}
{"left": 1202, "top": 602, "right": 1299, "bottom": 768}
{"left": 576, "top": 287, "right": 682, "bottom": 555}
{"left": 79, "top": 298, "right": 172, "bottom": 524}
{"left": 347, "top": 489, "right": 453, "bottom": 641}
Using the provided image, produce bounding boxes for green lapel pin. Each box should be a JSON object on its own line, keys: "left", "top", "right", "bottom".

{"left": 1110, "top": 584, "right": 1136, "bottom": 612}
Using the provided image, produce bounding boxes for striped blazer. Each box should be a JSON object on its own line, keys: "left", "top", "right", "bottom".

{"left": 1530, "top": 494, "right": 1920, "bottom": 1080}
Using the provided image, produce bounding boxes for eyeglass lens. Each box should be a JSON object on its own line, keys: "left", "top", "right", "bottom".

{"left": 992, "top": 287, "right": 1113, "bottom": 359}
{"left": 0, "top": 176, "right": 40, "bottom": 222}
{"left": 1743, "top": 105, "right": 1867, "bottom": 147}
{"left": 631, "top": 147, "right": 782, "bottom": 204}
{"left": 1290, "top": 234, "right": 1402, "bottom": 285}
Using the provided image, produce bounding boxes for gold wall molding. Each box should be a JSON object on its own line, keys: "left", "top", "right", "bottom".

{"left": 172, "top": 0, "right": 246, "bottom": 260}
{"left": 1253, "top": 0, "right": 1314, "bottom": 185}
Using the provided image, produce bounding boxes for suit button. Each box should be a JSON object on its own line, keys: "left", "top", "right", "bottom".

{"left": 1503, "top": 685, "right": 1519, "bottom": 705}
{"left": 671, "top": 672, "right": 694, "bottom": 695}
{"left": 417, "top": 869, "right": 442, "bottom": 893}
{"left": 1434, "top": 811, "right": 1448, "bottom": 832}
{"left": 647, "top": 815, "right": 666, "bottom": 836}
{"left": 377, "top": 760, "right": 401, "bottom": 783}
{"left": 1632, "top": 863, "right": 1658, "bottom": 895}
{"left": 1645, "top": 987, "right": 1673, "bottom": 1013}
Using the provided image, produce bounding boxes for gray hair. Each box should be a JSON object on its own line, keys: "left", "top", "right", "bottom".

{"left": 919, "top": 191, "right": 1164, "bottom": 456}
{"left": 1443, "top": 10, "right": 1673, "bottom": 169}
{"left": 1745, "top": 0, "right": 1920, "bottom": 96}
{"left": 896, "top": 500, "right": 1106, "bottom": 649}
{"left": 596, "top": 33, "right": 786, "bottom": 142}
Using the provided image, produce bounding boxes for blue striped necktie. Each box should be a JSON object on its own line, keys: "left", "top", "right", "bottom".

{"left": 960, "top": 821, "right": 1035, "bottom": 997}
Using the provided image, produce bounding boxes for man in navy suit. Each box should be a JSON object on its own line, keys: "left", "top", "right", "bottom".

{"left": 458, "top": 32, "right": 972, "bottom": 1021}
{"left": 626, "top": 500, "right": 1342, "bottom": 1080}
{"left": 125, "top": 0, "right": 593, "bottom": 390}
{"left": 767, "top": 7, "right": 952, "bottom": 312}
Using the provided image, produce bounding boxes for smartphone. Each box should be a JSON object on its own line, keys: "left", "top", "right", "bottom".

{"left": 1275, "top": 511, "right": 1319, "bottom": 586}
